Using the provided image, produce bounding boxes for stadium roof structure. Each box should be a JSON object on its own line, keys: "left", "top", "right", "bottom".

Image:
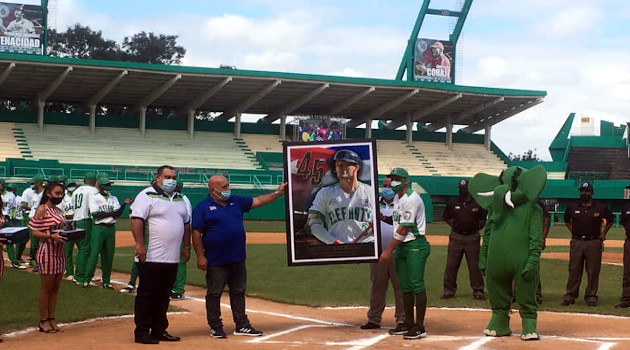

{"left": 0, "top": 53, "right": 545, "bottom": 141}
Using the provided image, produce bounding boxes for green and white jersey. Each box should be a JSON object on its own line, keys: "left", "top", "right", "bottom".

{"left": 58, "top": 191, "right": 74, "bottom": 217}
{"left": 21, "top": 187, "right": 42, "bottom": 218}
{"left": 392, "top": 189, "right": 426, "bottom": 242}
{"left": 1, "top": 190, "right": 16, "bottom": 218}
{"left": 13, "top": 195, "right": 24, "bottom": 220}
{"left": 309, "top": 182, "right": 375, "bottom": 244}
{"left": 72, "top": 185, "right": 99, "bottom": 221}
{"left": 89, "top": 192, "right": 121, "bottom": 225}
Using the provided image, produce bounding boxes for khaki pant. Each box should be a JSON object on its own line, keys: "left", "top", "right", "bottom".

{"left": 564, "top": 238, "right": 602, "bottom": 303}
{"left": 442, "top": 230, "right": 485, "bottom": 297}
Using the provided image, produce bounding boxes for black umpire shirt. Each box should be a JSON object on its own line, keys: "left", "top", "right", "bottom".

{"left": 620, "top": 202, "right": 630, "bottom": 238}
{"left": 564, "top": 200, "right": 614, "bottom": 238}
{"left": 443, "top": 197, "right": 487, "bottom": 234}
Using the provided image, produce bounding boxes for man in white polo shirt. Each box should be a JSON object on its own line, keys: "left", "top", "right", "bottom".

{"left": 131, "top": 165, "right": 191, "bottom": 345}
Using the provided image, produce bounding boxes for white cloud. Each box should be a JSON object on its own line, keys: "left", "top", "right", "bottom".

{"left": 533, "top": 6, "right": 606, "bottom": 38}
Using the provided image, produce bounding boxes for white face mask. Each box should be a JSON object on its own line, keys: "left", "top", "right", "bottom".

{"left": 162, "top": 179, "right": 177, "bottom": 192}
{"left": 390, "top": 180, "right": 403, "bottom": 192}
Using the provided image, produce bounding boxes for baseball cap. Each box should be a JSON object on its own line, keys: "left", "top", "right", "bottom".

{"left": 388, "top": 168, "right": 409, "bottom": 178}
{"left": 31, "top": 174, "right": 44, "bottom": 183}
{"left": 458, "top": 179, "right": 469, "bottom": 188}
{"left": 58, "top": 174, "right": 68, "bottom": 184}
{"left": 0, "top": 178, "right": 5, "bottom": 185}
{"left": 83, "top": 172, "right": 97, "bottom": 181}
{"left": 6, "top": 183, "right": 17, "bottom": 190}
{"left": 97, "top": 176, "right": 113, "bottom": 186}
{"left": 431, "top": 41, "right": 444, "bottom": 50}
{"left": 48, "top": 175, "right": 60, "bottom": 182}
{"left": 578, "top": 182, "right": 594, "bottom": 192}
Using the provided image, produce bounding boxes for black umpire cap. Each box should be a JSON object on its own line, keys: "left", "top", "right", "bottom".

{"left": 578, "top": 182, "right": 594, "bottom": 192}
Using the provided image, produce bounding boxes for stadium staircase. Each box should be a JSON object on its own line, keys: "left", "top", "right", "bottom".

{"left": 376, "top": 140, "right": 438, "bottom": 176}
{"left": 567, "top": 147, "right": 630, "bottom": 180}
{"left": 0, "top": 122, "right": 29, "bottom": 160}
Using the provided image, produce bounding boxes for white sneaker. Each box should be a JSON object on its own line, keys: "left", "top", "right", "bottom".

{"left": 66, "top": 275, "right": 74, "bottom": 281}
{"left": 120, "top": 284, "right": 136, "bottom": 293}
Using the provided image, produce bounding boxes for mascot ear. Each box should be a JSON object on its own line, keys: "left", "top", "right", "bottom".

{"left": 517, "top": 165, "right": 547, "bottom": 203}
{"left": 469, "top": 173, "right": 500, "bottom": 210}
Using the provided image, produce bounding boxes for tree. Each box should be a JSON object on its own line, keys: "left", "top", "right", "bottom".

{"left": 47, "top": 25, "right": 122, "bottom": 60}
{"left": 508, "top": 149, "right": 541, "bottom": 161}
{"left": 122, "top": 32, "right": 186, "bottom": 65}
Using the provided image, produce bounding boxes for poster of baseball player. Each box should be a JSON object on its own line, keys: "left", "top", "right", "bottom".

{"left": 284, "top": 139, "right": 381, "bottom": 266}
{"left": 0, "top": 1, "right": 44, "bottom": 55}
{"left": 413, "top": 38, "right": 453, "bottom": 84}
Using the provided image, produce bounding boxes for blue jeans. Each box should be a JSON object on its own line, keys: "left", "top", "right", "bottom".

{"left": 205, "top": 260, "right": 250, "bottom": 329}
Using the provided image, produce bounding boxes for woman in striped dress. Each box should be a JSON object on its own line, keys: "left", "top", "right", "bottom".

{"left": 28, "top": 181, "right": 67, "bottom": 333}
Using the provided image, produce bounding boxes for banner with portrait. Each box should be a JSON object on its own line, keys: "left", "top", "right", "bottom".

{"left": 413, "top": 38, "right": 453, "bottom": 84}
{"left": 284, "top": 139, "right": 381, "bottom": 266}
{"left": 0, "top": 1, "right": 44, "bottom": 55}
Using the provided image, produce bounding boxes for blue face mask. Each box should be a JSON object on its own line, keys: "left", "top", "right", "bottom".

{"left": 162, "top": 179, "right": 177, "bottom": 193}
{"left": 219, "top": 190, "right": 231, "bottom": 201}
{"left": 381, "top": 188, "right": 395, "bottom": 200}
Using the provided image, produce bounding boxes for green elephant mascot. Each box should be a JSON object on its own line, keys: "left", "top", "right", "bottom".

{"left": 469, "top": 165, "right": 547, "bottom": 340}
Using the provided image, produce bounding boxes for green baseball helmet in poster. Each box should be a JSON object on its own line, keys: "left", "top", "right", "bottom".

{"left": 0, "top": 1, "right": 45, "bottom": 55}
{"left": 414, "top": 38, "right": 453, "bottom": 84}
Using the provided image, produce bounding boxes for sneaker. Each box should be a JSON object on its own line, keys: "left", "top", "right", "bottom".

{"left": 11, "top": 262, "right": 27, "bottom": 270}
{"left": 170, "top": 292, "right": 184, "bottom": 300}
{"left": 120, "top": 284, "right": 136, "bottom": 293}
{"left": 102, "top": 283, "right": 114, "bottom": 289}
{"left": 210, "top": 327, "right": 227, "bottom": 339}
{"left": 473, "top": 293, "right": 487, "bottom": 301}
{"left": 587, "top": 300, "right": 598, "bottom": 307}
{"left": 615, "top": 302, "right": 630, "bottom": 309}
{"left": 403, "top": 326, "right": 427, "bottom": 339}
{"left": 73, "top": 278, "right": 82, "bottom": 285}
{"left": 18, "top": 259, "right": 26, "bottom": 264}
{"left": 389, "top": 323, "right": 408, "bottom": 335}
{"left": 561, "top": 299, "right": 575, "bottom": 306}
{"left": 82, "top": 282, "right": 90, "bottom": 288}
{"left": 65, "top": 275, "right": 74, "bottom": 281}
{"left": 360, "top": 321, "right": 380, "bottom": 329}
{"left": 234, "top": 326, "right": 263, "bottom": 337}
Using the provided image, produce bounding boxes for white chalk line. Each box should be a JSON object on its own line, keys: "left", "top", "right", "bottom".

{"left": 459, "top": 336, "right": 494, "bottom": 350}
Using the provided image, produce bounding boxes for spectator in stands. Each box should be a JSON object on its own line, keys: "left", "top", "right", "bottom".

{"left": 441, "top": 179, "right": 487, "bottom": 301}
{"left": 28, "top": 181, "right": 68, "bottom": 333}
{"left": 616, "top": 185, "right": 630, "bottom": 309}
{"left": 21, "top": 174, "right": 45, "bottom": 272}
{"left": 170, "top": 179, "right": 192, "bottom": 300}
{"left": 131, "top": 165, "right": 190, "bottom": 344}
{"left": 85, "top": 175, "right": 132, "bottom": 288}
{"left": 192, "top": 175, "right": 286, "bottom": 339}
{"left": 561, "top": 182, "right": 613, "bottom": 307}
{"left": 360, "top": 176, "right": 406, "bottom": 334}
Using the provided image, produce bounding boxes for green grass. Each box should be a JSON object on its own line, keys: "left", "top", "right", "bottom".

{"left": 2, "top": 221, "right": 628, "bottom": 334}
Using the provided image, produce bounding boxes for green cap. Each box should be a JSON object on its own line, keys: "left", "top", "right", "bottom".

{"left": 83, "top": 172, "right": 97, "bottom": 181}
{"left": 0, "top": 178, "right": 5, "bottom": 185}
{"left": 58, "top": 174, "right": 68, "bottom": 184}
{"left": 388, "top": 167, "right": 409, "bottom": 178}
{"left": 31, "top": 174, "right": 44, "bottom": 183}
{"left": 48, "top": 175, "right": 60, "bottom": 182}
{"left": 6, "top": 183, "right": 17, "bottom": 189}
{"left": 97, "top": 176, "right": 113, "bottom": 186}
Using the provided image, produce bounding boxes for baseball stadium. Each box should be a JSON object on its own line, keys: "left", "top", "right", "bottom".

{"left": 1, "top": 0, "right": 630, "bottom": 349}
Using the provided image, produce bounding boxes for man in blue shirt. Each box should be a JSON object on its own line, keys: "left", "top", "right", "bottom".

{"left": 192, "top": 175, "right": 286, "bottom": 339}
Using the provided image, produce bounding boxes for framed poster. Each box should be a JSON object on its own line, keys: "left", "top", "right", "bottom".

{"left": 284, "top": 139, "right": 380, "bottom": 266}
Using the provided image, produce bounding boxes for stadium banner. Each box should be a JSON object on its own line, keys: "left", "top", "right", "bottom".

{"left": 0, "top": 1, "right": 44, "bottom": 55}
{"left": 294, "top": 116, "right": 345, "bottom": 142}
{"left": 413, "top": 38, "right": 453, "bottom": 84}
{"left": 283, "top": 139, "right": 381, "bottom": 266}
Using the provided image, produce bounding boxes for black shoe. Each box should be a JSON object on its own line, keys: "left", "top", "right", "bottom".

{"left": 210, "top": 327, "right": 227, "bottom": 339}
{"left": 170, "top": 292, "right": 184, "bottom": 300}
{"left": 360, "top": 322, "right": 380, "bottom": 329}
{"left": 234, "top": 326, "right": 263, "bottom": 336}
{"left": 403, "top": 326, "right": 427, "bottom": 339}
{"left": 473, "top": 294, "right": 486, "bottom": 301}
{"left": 135, "top": 335, "right": 159, "bottom": 344}
{"left": 151, "top": 331, "right": 180, "bottom": 342}
{"left": 561, "top": 299, "right": 575, "bottom": 306}
{"left": 587, "top": 301, "right": 598, "bottom": 307}
{"left": 389, "top": 323, "right": 408, "bottom": 335}
{"left": 440, "top": 294, "right": 454, "bottom": 300}
{"left": 615, "top": 302, "right": 630, "bottom": 309}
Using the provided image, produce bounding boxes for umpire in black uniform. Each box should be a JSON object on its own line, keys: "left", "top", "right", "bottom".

{"left": 441, "top": 179, "right": 488, "bottom": 300}
{"left": 615, "top": 185, "right": 630, "bottom": 308}
{"left": 562, "top": 182, "right": 613, "bottom": 307}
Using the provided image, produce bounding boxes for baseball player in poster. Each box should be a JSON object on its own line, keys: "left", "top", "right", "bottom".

{"left": 307, "top": 149, "right": 375, "bottom": 244}
{"left": 379, "top": 168, "right": 431, "bottom": 339}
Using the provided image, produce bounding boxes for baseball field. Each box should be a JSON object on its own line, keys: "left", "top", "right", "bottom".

{"left": 1, "top": 222, "right": 630, "bottom": 349}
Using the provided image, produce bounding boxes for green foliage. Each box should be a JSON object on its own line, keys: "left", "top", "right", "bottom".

{"left": 508, "top": 149, "right": 541, "bottom": 161}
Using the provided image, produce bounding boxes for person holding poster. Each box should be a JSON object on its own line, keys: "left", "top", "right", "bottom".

{"left": 307, "top": 149, "right": 375, "bottom": 244}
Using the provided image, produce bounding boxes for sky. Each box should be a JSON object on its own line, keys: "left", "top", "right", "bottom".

{"left": 47, "top": 0, "right": 630, "bottom": 160}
